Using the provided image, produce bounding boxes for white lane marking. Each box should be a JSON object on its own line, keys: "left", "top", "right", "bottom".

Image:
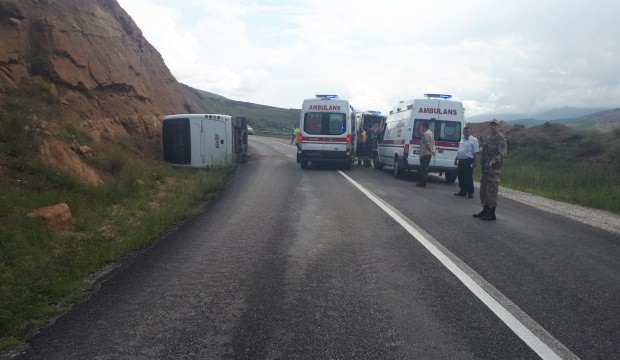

{"left": 338, "top": 170, "right": 579, "bottom": 360}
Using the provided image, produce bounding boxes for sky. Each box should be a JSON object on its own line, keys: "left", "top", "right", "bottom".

{"left": 115, "top": 0, "right": 620, "bottom": 118}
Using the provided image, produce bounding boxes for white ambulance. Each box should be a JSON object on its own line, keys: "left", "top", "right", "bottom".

{"left": 374, "top": 94, "right": 464, "bottom": 182}
{"left": 297, "top": 95, "right": 357, "bottom": 169}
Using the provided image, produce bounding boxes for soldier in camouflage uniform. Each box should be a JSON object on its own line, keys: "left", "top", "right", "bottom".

{"left": 473, "top": 119, "right": 507, "bottom": 221}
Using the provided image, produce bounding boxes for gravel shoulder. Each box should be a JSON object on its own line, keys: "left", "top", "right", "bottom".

{"left": 494, "top": 184, "right": 620, "bottom": 236}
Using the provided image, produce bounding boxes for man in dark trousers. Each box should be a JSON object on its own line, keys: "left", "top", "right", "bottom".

{"left": 473, "top": 119, "right": 507, "bottom": 221}
{"left": 454, "top": 126, "right": 479, "bottom": 198}
{"left": 416, "top": 121, "right": 435, "bottom": 187}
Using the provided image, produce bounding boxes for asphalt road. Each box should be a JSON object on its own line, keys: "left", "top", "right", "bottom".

{"left": 13, "top": 136, "right": 620, "bottom": 359}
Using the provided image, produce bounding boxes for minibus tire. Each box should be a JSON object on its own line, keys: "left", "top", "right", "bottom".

{"left": 300, "top": 160, "right": 308, "bottom": 169}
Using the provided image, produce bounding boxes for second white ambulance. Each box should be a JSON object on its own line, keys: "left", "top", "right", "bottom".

{"left": 297, "top": 95, "right": 356, "bottom": 169}
{"left": 374, "top": 94, "right": 465, "bottom": 182}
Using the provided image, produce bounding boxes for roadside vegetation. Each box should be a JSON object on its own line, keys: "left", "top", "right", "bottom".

{"left": 0, "top": 86, "right": 233, "bottom": 349}
{"left": 1, "top": 85, "right": 618, "bottom": 350}
{"left": 480, "top": 124, "right": 620, "bottom": 214}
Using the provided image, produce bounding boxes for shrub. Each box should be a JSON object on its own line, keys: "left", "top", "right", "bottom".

{"left": 89, "top": 152, "right": 126, "bottom": 175}
{"left": 574, "top": 131, "right": 605, "bottom": 157}
{"left": 57, "top": 120, "right": 89, "bottom": 143}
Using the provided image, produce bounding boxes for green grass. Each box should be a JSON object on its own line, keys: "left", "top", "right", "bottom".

{"left": 498, "top": 160, "right": 620, "bottom": 213}
{"left": 495, "top": 126, "right": 620, "bottom": 214}
{"left": 0, "top": 151, "right": 233, "bottom": 347}
{"left": 0, "top": 84, "right": 235, "bottom": 346}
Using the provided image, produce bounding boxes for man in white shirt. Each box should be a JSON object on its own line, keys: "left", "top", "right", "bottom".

{"left": 453, "top": 126, "right": 479, "bottom": 197}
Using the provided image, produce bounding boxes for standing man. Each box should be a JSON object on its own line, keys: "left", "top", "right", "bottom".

{"left": 291, "top": 126, "right": 299, "bottom": 144}
{"left": 356, "top": 128, "right": 367, "bottom": 166}
{"left": 454, "top": 126, "right": 479, "bottom": 198}
{"left": 416, "top": 121, "right": 436, "bottom": 187}
{"left": 293, "top": 127, "right": 301, "bottom": 150}
{"left": 473, "top": 119, "right": 507, "bottom": 221}
{"left": 363, "top": 126, "right": 373, "bottom": 167}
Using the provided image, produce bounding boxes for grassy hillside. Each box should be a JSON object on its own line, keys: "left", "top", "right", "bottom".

{"left": 182, "top": 84, "right": 300, "bottom": 134}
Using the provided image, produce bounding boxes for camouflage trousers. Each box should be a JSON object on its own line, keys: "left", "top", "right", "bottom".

{"left": 480, "top": 169, "right": 501, "bottom": 208}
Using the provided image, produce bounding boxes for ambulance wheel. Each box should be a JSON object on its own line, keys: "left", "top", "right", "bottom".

{"left": 445, "top": 172, "right": 457, "bottom": 183}
{"left": 393, "top": 157, "right": 402, "bottom": 178}
{"left": 300, "top": 160, "right": 308, "bottom": 169}
{"left": 372, "top": 156, "right": 384, "bottom": 169}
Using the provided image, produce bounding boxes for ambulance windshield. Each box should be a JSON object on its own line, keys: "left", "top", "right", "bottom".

{"left": 303, "top": 113, "right": 346, "bottom": 135}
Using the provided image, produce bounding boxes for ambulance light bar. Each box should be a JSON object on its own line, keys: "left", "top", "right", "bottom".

{"left": 315, "top": 94, "right": 339, "bottom": 99}
{"left": 424, "top": 93, "right": 452, "bottom": 99}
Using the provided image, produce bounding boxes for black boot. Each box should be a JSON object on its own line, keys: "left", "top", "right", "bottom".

{"left": 473, "top": 205, "right": 489, "bottom": 218}
{"left": 481, "top": 207, "right": 496, "bottom": 221}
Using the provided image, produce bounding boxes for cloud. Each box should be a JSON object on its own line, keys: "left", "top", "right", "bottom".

{"left": 116, "top": 0, "right": 620, "bottom": 117}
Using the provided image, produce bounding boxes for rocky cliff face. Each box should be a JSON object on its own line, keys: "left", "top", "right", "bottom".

{"left": 0, "top": 0, "right": 206, "bottom": 184}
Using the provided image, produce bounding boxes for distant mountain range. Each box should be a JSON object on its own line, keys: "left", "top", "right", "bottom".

{"left": 466, "top": 107, "right": 620, "bottom": 131}
{"left": 181, "top": 84, "right": 620, "bottom": 132}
